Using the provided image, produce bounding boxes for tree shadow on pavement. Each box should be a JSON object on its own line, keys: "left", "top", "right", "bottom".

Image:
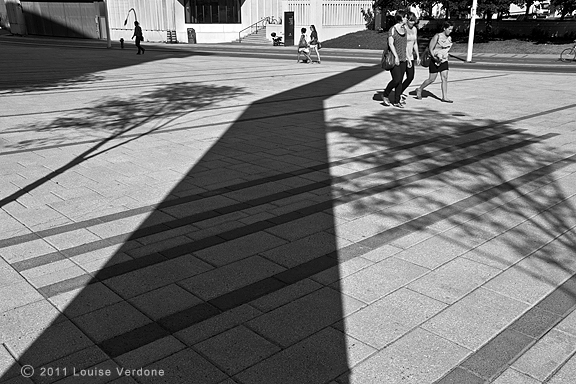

{"left": 0, "top": 66, "right": 383, "bottom": 384}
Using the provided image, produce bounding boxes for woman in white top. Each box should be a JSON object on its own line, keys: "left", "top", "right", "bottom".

{"left": 400, "top": 12, "right": 420, "bottom": 104}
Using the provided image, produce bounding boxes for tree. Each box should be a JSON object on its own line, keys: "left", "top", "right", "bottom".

{"left": 478, "top": 0, "right": 513, "bottom": 19}
{"left": 513, "top": 0, "right": 536, "bottom": 17}
{"left": 551, "top": 0, "right": 576, "bottom": 19}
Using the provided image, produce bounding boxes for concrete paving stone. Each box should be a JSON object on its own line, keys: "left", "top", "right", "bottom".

{"left": 175, "top": 304, "right": 261, "bottom": 347}
{"left": 0, "top": 281, "right": 44, "bottom": 314}
{"left": 556, "top": 309, "right": 576, "bottom": 338}
{"left": 193, "top": 211, "right": 249, "bottom": 230}
{"left": 159, "top": 195, "right": 238, "bottom": 219}
{"left": 509, "top": 306, "right": 562, "bottom": 340}
{"left": 407, "top": 257, "right": 501, "bottom": 304}
{"left": 125, "top": 235, "right": 192, "bottom": 259}
{"left": 344, "top": 328, "right": 470, "bottom": 384}
{"left": 126, "top": 224, "right": 196, "bottom": 247}
{"left": 23, "top": 263, "right": 87, "bottom": 291}
{"left": 388, "top": 227, "right": 441, "bottom": 250}
{"left": 493, "top": 368, "right": 541, "bottom": 384}
{"left": 265, "top": 212, "right": 335, "bottom": 242}
{"left": 483, "top": 254, "right": 573, "bottom": 305}
{"left": 421, "top": 287, "right": 529, "bottom": 350}
{"left": 9, "top": 319, "right": 93, "bottom": 367}
{"left": 0, "top": 375, "right": 34, "bottom": 384}
{"left": 73, "top": 301, "right": 152, "bottom": 343}
{"left": 0, "top": 345, "right": 20, "bottom": 382}
{"left": 178, "top": 255, "right": 285, "bottom": 301}
{"left": 48, "top": 282, "right": 123, "bottom": 318}
{"left": 0, "top": 216, "right": 31, "bottom": 241}
{"left": 107, "top": 376, "right": 139, "bottom": 384}
{"left": 103, "top": 254, "right": 212, "bottom": 299}
{"left": 85, "top": 215, "right": 152, "bottom": 239}
{"left": 512, "top": 329, "right": 576, "bottom": 381}
{"left": 114, "top": 336, "right": 186, "bottom": 372}
{"left": 129, "top": 284, "right": 203, "bottom": 320}
{"left": 71, "top": 249, "right": 132, "bottom": 275}
{"left": 246, "top": 287, "right": 364, "bottom": 348}
{"left": 20, "top": 258, "right": 81, "bottom": 280}
{"left": 434, "top": 367, "right": 486, "bottom": 384}
{"left": 333, "top": 256, "right": 429, "bottom": 304}
{"left": 137, "top": 348, "right": 227, "bottom": 384}
{"left": 335, "top": 288, "right": 447, "bottom": 350}
{"left": 14, "top": 192, "right": 65, "bottom": 208}
{"left": 546, "top": 352, "right": 576, "bottom": 384}
{"left": 393, "top": 234, "right": 474, "bottom": 269}
{"left": 194, "top": 231, "right": 287, "bottom": 267}
{"left": 0, "top": 239, "right": 58, "bottom": 264}
{"left": 235, "top": 327, "right": 375, "bottom": 384}
{"left": 310, "top": 256, "right": 373, "bottom": 286}
{"left": 194, "top": 325, "right": 281, "bottom": 375}
{"left": 260, "top": 231, "right": 352, "bottom": 268}
{"left": 462, "top": 235, "right": 547, "bottom": 270}
{"left": 0, "top": 259, "right": 26, "bottom": 288}
{"left": 248, "top": 278, "right": 323, "bottom": 313}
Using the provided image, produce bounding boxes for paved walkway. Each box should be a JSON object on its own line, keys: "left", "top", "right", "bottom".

{"left": 1, "top": 38, "right": 576, "bottom": 384}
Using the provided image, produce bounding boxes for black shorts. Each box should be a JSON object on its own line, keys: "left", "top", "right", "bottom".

{"left": 429, "top": 60, "right": 449, "bottom": 73}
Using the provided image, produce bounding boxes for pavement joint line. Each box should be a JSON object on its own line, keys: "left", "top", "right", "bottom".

{"left": 7, "top": 129, "right": 534, "bottom": 274}
{"left": 93, "top": 151, "right": 576, "bottom": 359}
{"left": 0, "top": 105, "right": 348, "bottom": 156}
{"left": 0, "top": 124, "right": 504, "bottom": 250}
{"left": 34, "top": 143, "right": 576, "bottom": 333}
{"left": 436, "top": 272, "right": 576, "bottom": 383}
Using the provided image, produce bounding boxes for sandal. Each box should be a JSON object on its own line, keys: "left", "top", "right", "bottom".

{"left": 416, "top": 88, "right": 422, "bottom": 100}
{"left": 441, "top": 99, "right": 454, "bottom": 103}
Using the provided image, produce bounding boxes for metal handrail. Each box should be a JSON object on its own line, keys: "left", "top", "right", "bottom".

{"left": 238, "top": 17, "right": 269, "bottom": 43}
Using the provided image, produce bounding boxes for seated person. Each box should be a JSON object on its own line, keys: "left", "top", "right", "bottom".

{"left": 270, "top": 32, "right": 283, "bottom": 46}
{"left": 297, "top": 27, "right": 312, "bottom": 63}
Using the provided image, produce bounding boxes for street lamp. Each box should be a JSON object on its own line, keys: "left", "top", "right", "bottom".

{"left": 124, "top": 8, "right": 138, "bottom": 26}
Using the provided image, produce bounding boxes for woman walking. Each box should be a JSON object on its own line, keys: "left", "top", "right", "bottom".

{"left": 400, "top": 12, "right": 420, "bottom": 103}
{"left": 382, "top": 10, "right": 408, "bottom": 108}
{"left": 416, "top": 21, "right": 454, "bottom": 103}
{"left": 309, "top": 25, "right": 321, "bottom": 64}
{"left": 132, "top": 21, "right": 145, "bottom": 55}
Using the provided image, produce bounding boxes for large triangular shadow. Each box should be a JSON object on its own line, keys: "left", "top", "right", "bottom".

{"left": 1, "top": 65, "right": 383, "bottom": 384}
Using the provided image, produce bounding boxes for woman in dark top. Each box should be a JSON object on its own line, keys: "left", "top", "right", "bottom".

{"left": 382, "top": 10, "right": 408, "bottom": 108}
{"left": 132, "top": 21, "right": 145, "bottom": 55}
{"left": 309, "top": 25, "right": 321, "bottom": 64}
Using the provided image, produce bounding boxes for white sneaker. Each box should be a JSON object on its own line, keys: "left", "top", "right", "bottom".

{"left": 382, "top": 95, "right": 391, "bottom": 106}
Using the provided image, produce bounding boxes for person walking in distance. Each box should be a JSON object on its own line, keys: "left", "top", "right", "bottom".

{"left": 400, "top": 12, "right": 420, "bottom": 104}
{"left": 132, "top": 21, "right": 145, "bottom": 55}
{"left": 309, "top": 25, "right": 321, "bottom": 64}
{"left": 381, "top": 10, "right": 408, "bottom": 108}
{"left": 416, "top": 21, "right": 454, "bottom": 103}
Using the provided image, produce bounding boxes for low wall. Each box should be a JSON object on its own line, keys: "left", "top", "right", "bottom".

{"left": 418, "top": 19, "right": 576, "bottom": 38}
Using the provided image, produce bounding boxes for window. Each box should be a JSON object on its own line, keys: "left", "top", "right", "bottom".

{"left": 185, "top": 0, "right": 241, "bottom": 24}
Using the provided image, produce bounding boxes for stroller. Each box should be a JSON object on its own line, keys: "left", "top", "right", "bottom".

{"left": 271, "top": 32, "right": 284, "bottom": 46}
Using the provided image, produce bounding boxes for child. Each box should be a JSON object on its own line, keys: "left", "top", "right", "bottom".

{"left": 298, "top": 28, "right": 312, "bottom": 63}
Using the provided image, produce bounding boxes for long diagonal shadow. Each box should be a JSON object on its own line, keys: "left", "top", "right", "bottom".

{"left": 1, "top": 66, "right": 383, "bottom": 384}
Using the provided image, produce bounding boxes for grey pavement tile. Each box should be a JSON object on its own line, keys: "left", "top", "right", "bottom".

{"left": 194, "top": 231, "right": 287, "bottom": 267}
{"left": 462, "top": 235, "right": 545, "bottom": 270}
{"left": 260, "top": 231, "right": 351, "bottom": 268}
{"left": 0, "top": 345, "right": 20, "bottom": 382}
{"left": 398, "top": 232, "right": 477, "bottom": 268}
{"left": 49, "top": 359, "right": 121, "bottom": 384}
{"left": 178, "top": 255, "right": 285, "bottom": 301}
{"left": 70, "top": 248, "right": 133, "bottom": 275}
{"left": 48, "top": 283, "right": 121, "bottom": 318}
{"left": 23, "top": 264, "right": 86, "bottom": 290}
{"left": 333, "top": 257, "right": 429, "bottom": 304}
{"left": 344, "top": 328, "right": 470, "bottom": 384}
{"left": 248, "top": 278, "right": 322, "bottom": 313}
{"left": 129, "top": 284, "right": 203, "bottom": 320}
{"left": 460, "top": 329, "right": 533, "bottom": 381}
{"left": 421, "top": 288, "right": 529, "bottom": 350}
{"left": 0, "top": 300, "right": 63, "bottom": 350}
{"left": 194, "top": 325, "right": 281, "bottom": 375}
{"left": 483, "top": 254, "right": 573, "bottom": 305}
{"left": 265, "top": 212, "right": 335, "bottom": 241}
{"left": 492, "top": 368, "right": 541, "bottom": 384}
{"left": 137, "top": 348, "right": 227, "bottom": 384}
{"left": 0, "top": 282, "right": 44, "bottom": 314}
{"left": 114, "top": 336, "right": 186, "bottom": 371}
{"left": 85, "top": 214, "right": 151, "bottom": 239}
{"left": 9, "top": 319, "right": 93, "bottom": 367}
{"left": 546, "top": 352, "right": 576, "bottom": 384}
{"left": 359, "top": 244, "right": 403, "bottom": 263}
{"left": 103, "top": 255, "right": 212, "bottom": 299}
{"left": 435, "top": 367, "right": 486, "bottom": 384}
{"left": 27, "top": 345, "right": 108, "bottom": 384}
{"left": 388, "top": 227, "right": 441, "bottom": 250}
{"left": 73, "top": 301, "right": 151, "bottom": 343}
{"left": 512, "top": 329, "right": 576, "bottom": 381}
{"left": 0, "top": 240, "right": 58, "bottom": 264}
{"left": 334, "top": 288, "right": 446, "bottom": 349}
{"left": 2, "top": 206, "right": 72, "bottom": 232}
{"left": 126, "top": 235, "right": 192, "bottom": 259}
{"left": 509, "top": 307, "right": 561, "bottom": 339}
{"left": 234, "top": 327, "right": 374, "bottom": 384}
{"left": 556, "top": 309, "right": 576, "bottom": 337}
{"left": 0, "top": 375, "right": 34, "bottom": 384}
{"left": 246, "top": 287, "right": 364, "bottom": 348}
{"left": 310, "top": 256, "right": 373, "bottom": 286}
{"left": 19, "top": 259, "right": 79, "bottom": 280}
{"left": 43, "top": 229, "right": 102, "bottom": 251}
{"left": 407, "top": 257, "right": 501, "bottom": 304}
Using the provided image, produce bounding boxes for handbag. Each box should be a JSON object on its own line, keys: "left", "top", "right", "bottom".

{"left": 381, "top": 50, "right": 395, "bottom": 70}
{"left": 421, "top": 48, "right": 432, "bottom": 67}
{"left": 317, "top": 42, "right": 322, "bottom": 50}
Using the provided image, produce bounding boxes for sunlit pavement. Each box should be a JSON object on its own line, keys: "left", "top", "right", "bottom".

{"left": 1, "top": 40, "right": 576, "bottom": 384}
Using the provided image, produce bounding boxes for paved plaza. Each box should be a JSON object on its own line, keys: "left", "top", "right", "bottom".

{"left": 1, "top": 38, "right": 576, "bottom": 384}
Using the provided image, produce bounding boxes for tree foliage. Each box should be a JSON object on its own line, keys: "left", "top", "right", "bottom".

{"left": 551, "top": 0, "right": 576, "bottom": 18}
